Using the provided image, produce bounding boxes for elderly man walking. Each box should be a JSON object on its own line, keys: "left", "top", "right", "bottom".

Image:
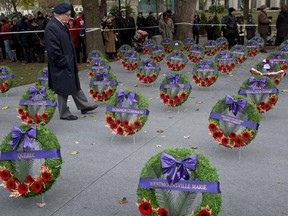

{"left": 44, "top": 3, "right": 97, "bottom": 120}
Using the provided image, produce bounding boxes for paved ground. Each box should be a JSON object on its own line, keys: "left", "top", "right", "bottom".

{"left": 0, "top": 48, "right": 288, "bottom": 216}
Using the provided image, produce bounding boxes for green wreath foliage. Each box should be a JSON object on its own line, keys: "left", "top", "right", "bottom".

{"left": 17, "top": 84, "right": 57, "bottom": 125}
{"left": 192, "top": 60, "right": 219, "bottom": 87}
{"left": 0, "top": 65, "right": 14, "bottom": 94}
{"left": 35, "top": 67, "right": 48, "bottom": 87}
{"left": 137, "top": 148, "right": 222, "bottom": 216}
{"left": 0, "top": 125, "right": 62, "bottom": 198}
{"left": 208, "top": 95, "right": 261, "bottom": 148}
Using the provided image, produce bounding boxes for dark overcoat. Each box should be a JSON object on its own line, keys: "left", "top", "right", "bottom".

{"left": 276, "top": 11, "right": 288, "bottom": 38}
{"left": 258, "top": 11, "right": 270, "bottom": 34}
{"left": 44, "top": 17, "right": 80, "bottom": 95}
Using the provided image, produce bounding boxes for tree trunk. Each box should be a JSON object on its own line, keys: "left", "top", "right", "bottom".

{"left": 81, "top": 0, "right": 104, "bottom": 53}
{"left": 99, "top": 0, "right": 107, "bottom": 17}
{"left": 250, "top": 0, "right": 254, "bottom": 14}
{"left": 11, "top": 0, "right": 18, "bottom": 14}
{"left": 175, "top": 0, "right": 197, "bottom": 41}
{"left": 243, "top": 0, "right": 249, "bottom": 20}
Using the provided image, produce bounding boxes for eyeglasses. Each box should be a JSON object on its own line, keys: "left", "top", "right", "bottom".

{"left": 64, "top": 13, "right": 71, "bottom": 17}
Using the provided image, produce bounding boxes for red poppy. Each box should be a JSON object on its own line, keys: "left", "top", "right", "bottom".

{"left": 164, "top": 94, "right": 170, "bottom": 99}
{"left": 110, "top": 123, "right": 117, "bottom": 130}
{"left": 152, "top": 74, "right": 157, "bottom": 79}
{"left": 21, "top": 115, "right": 27, "bottom": 121}
{"left": 97, "top": 94, "right": 103, "bottom": 101}
{"left": 175, "top": 98, "right": 181, "bottom": 104}
{"left": 26, "top": 175, "right": 34, "bottom": 184}
{"left": 138, "top": 201, "right": 152, "bottom": 215}
{"left": 126, "top": 126, "right": 134, "bottom": 134}
{"left": 160, "top": 93, "right": 165, "bottom": 99}
{"left": 174, "top": 95, "right": 179, "bottom": 100}
{"left": 143, "top": 78, "right": 148, "bottom": 83}
{"left": 41, "top": 113, "right": 48, "bottom": 121}
{"left": 200, "top": 81, "right": 205, "bottom": 86}
{"left": 234, "top": 137, "right": 243, "bottom": 147}
{"left": 274, "top": 79, "right": 280, "bottom": 85}
{"left": 122, "top": 120, "right": 129, "bottom": 127}
{"left": 27, "top": 119, "right": 33, "bottom": 124}
{"left": 134, "top": 121, "right": 141, "bottom": 129}
{"left": 5, "top": 179, "right": 16, "bottom": 191}
{"left": 106, "top": 116, "right": 113, "bottom": 124}
{"left": 229, "top": 132, "right": 237, "bottom": 140}
{"left": 136, "top": 73, "right": 141, "bottom": 78}
{"left": 163, "top": 98, "right": 169, "bottom": 104}
{"left": 212, "top": 132, "right": 221, "bottom": 140}
{"left": 107, "top": 88, "right": 113, "bottom": 95}
{"left": 17, "top": 183, "right": 29, "bottom": 195}
{"left": 102, "top": 93, "right": 108, "bottom": 99}
{"left": 41, "top": 172, "right": 51, "bottom": 183}
{"left": 89, "top": 89, "right": 94, "bottom": 94}
{"left": 0, "top": 169, "right": 11, "bottom": 181}
{"left": 221, "top": 137, "right": 229, "bottom": 146}
{"left": 157, "top": 208, "right": 169, "bottom": 216}
{"left": 168, "top": 99, "right": 174, "bottom": 106}
{"left": 242, "top": 131, "right": 252, "bottom": 141}
{"left": 268, "top": 96, "right": 277, "bottom": 104}
{"left": 208, "top": 122, "right": 217, "bottom": 131}
{"left": 197, "top": 208, "right": 211, "bottom": 216}
{"left": 192, "top": 74, "right": 198, "bottom": 80}
{"left": 264, "top": 103, "right": 271, "bottom": 111}
{"left": 31, "top": 181, "right": 43, "bottom": 193}
{"left": 18, "top": 108, "right": 24, "bottom": 115}
{"left": 115, "top": 119, "right": 121, "bottom": 126}
{"left": 117, "top": 127, "right": 124, "bottom": 135}
{"left": 180, "top": 92, "right": 187, "bottom": 99}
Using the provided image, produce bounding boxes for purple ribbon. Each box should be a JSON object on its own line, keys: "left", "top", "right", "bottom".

{"left": 210, "top": 112, "right": 259, "bottom": 130}
{"left": 280, "top": 45, "right": 288, "bottom": 51}
{"left": 238, "top": 88, "right": 278, "bottom": 94}
{"left": 220, "top": 51, "right": 231, "bottom": 58}
{"left": 42, "top": 68, "right": 48, "bottom": 77}
{"left": 167, "top": 74, "right": 180, "bottom": 84}
{"left": 29, "top": 86, "right": 46, "bottom": 100}
{"left": 199, "top": 60, "right": 211, "bottom": 69}
{"left": 225, "top": 95, "right": 247, "bottom": 116}
{"left": 261, "top": 60, "right": 273, "bottom": 71}
{"left": 117, "top": 89, "right": 137, "bottom": 105}
{"left": 249, "top": 76, "right": 266, "bottom": 90}
{"left": 253, "top": 36, "right": 262, "bottom": 43}
{"left": 143, "top": 59, "right": 154, "bottom": 67}
{"left": 90, "top": 65, "right": 111, "bottom": 70}
{"left": 161, "top": 38, "right": 170, "bottom": 44}
{"left": 185, "top": 38, "right": 194, "bottom": 45}
{"left": 106, "top": 106, "right": 149, "bottom": 115}
{"left": 1, "top": 66, "right": 6, "bottom": 74}
{"left": 138, "top": 178, "right": 220, "bottom": 193}
{"left": 7, "top": 126, "right": 36, "bottom": 150}
{"left": 93, "top": 58, "right": 103, "bottom": 66}
{"left": 160, "top": 152, "right": 197, "bottom": 185}
{"left": 96, "top": 71, "right": 108, "bottom": 81}
{"left": 91, "top": 50, "right": 100, "bottom": 57}
{"left": 0, "top": 66, "right": 14, "bottom": 79}
{"left": 233, "top": 45, "right": 244, "bottom": 52}
{"left": 0, "top": 149, "right": 61, "bottom": 161}
{"left": 19, "top": 100, "right": 57, "bottom": 106}
{"left": 151, "top": 45, "right": 163, "bottom": 52}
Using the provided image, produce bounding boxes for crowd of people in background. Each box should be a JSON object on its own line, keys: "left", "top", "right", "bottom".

{"left": 1, "top": 5, "right": 288, "bottom": 63}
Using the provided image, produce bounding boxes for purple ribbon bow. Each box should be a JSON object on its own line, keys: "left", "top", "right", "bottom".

{"left": 173, "top": 51, "right": 181, "bottom": 57}
{"left": 192, "top": 45, "right": 201, "bottom": 51}
{"left": 221, "top": 51, "right": 230, "bottom": 58}
{"left": 127, "top": 50, "right": 137, "bottom": 57}
{"left": 143, "top": 59, "right": 154, "bottom": 67}
{"left": 199, "top": 60, "right": 211, "bottom": 69}
{"left": 8, "top": 126, "right": 36, "bottom": 150}
{"left": 167, "top": 74, "right": 180, "bottom": 84}
{"left": 280, "top": 45, "right": 288, "bottom": 51}
{"left": 185, "top": 38, "right": 193, "bottom": 44}
{"left": 207, "top": 40, "right": 215, "bottom": 46}
{"left": 160, "top": 152, "right": 198, "bottom": 185}
{"left": 225, "top": 95, "right": 247, "bottom": 116}
{"left": 29, "top": 86, "right": 46, "bottom": 100}
{"left": 233, "top": 45, "right": 244, "bottom": 52}
{"left": 117, "top": 89, "right": 137, "bottom": 105}
{"left": 91, "top": 50, "right": 99, "bottom": 57}
{"left": 1, "top": 66, "right": 6, "bottom": 74}
{"left": 42, "top": 68, "right": 48, "bottom": 77}
{"left": 96, "top": 71, "right": 108, "bottom": 81}
{"left": 162, "top": 38, "right": 170, "bottom": 43}
{"left": 93, "top": 59, "right": 103, "bottom": 66}
{"left": 249, "top": 76, "right": 266, "bottom": 90}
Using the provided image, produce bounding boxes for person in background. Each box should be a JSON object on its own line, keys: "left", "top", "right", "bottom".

{"left": 75, "top": 12, "right": 87, "bottom": 63}
{"left": 274, "top": 5, "right": 288, "bottom": 46}
{"left": 116, "top": 9, "right": 133, "bottom": 46}
{"left": 225, "top": 8, "right": 238, "bottom": 48}
{"left": 36, "top": 11, "right": 46, "bottom": 63}
{"left": 0, "top": 19, "right": 6, "bottom": 61}
{"left": 206, "top": 16, "right": 215, "bottom": 40}
{"left": 68, "top": 17, "right": 80, "bottom": 63}
{"left": 245, "top": 14, "right": 256, "bottom": 40}
{"left": 0, "top": 17, "right": 15, "bottom": 62}
{"left": 237, "top": 15, "right": 245, "bottom": 45}
{"left": 146, "top": 11, "right": 158, "bottom": 39}
{"left": 159, "top": 12, "right": 174, "bottom": 41}
{"left": 44, "top": 3, "right": 98, "bottom": 120}
{"left": 136, "top": 12, "right": 146, "bottom": 30}
{"left": 18, "top": 16, "right": 31, "bottom": 63}
{"left": 192, "top": 15, "right": 200, "bottom": 44}
{"left": 258, "top": 5, "right": 271, "bottom": 53}
{"left": 128, "top": 12, "right": 136, "bottom": 42}
{"left": 103, "top": 18, "right": 116, "bottom": 59}
{"left": 11, "top": 17, "right": 22, "bottom": 62}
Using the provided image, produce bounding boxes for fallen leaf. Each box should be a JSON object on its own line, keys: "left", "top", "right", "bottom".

{"left": 36, "top": 202, "right": 46, "bottom": 208}
{"left": 89, "top": 114, "right": 96, "bottom": 117}
{"left": 120, "top": 83, "right": 124, "bottom": 86}
{"left": 134, "top": 84, "right": 138, "bottom": 87}
{"left": 234, "top": 78, "right": 240, "bottom": 81}
{"left": 168, "top": 116, "right": 173, "bottom": 119}
{"left": 161, "top": 135, "right": 166, "bottom": 138}
{"left": 92, "top": 120, "right": 97, "bottom": 122}
{"left": 79, "top": 115, "right": 86, "bottom": 118}
{"left": 157, "top": 130, "right": 164, "bottom": 133}
{"left": 74, "top": 141, "right": 79, "bottom": 144}
{"left": 148, "top": 98, "right": 153, "bottom": 101}
{"left": 184, "top": 135, "right": 190, "bottom": 139}
{"left": 156, "top": 144, "right": 162, "bottom": 148}
{"left": 196, "top": 101, "right": 204, "bottom": 104}
{"left": 1, "top": 106, "right": 9, "bottom": 110}
{"left": 143, "top": 131, "right": 147, "bottom": 133}
{"left": 228, "top": 73, "right": 233, "bottom": 76}
{"left": 20, "top": 77, "right": 24, "bottom": 80}
{"left": 196, "top": 108, "right": 200, "bottom": 111}
{"left": 118, "top": 197, "right": 128, "bottom": 205}
{"left": 70, "top": 151, "right": 79, "bottom": 155}
{"left": 167, "top": 110, "right": 171, "bottom": 113}
{"left": 191, "top": 146, "right": 198, "bottom": 149}
{"left": 189, "top": 96, "right": 196, "bottom": 99}
{"left": 281, "top": 89, "right": 288, "bottom": 93}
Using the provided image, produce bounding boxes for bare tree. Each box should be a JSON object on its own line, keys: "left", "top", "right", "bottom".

{"left": 81, "top": 0, "right": 104, "bottom": 53}
{"left": 99, "top": 0, "right": 107, "bottom": 17}
{"left": 175, "top": 0, "right": 197, "bottom": 40}
{"left": 243, "top": 0, "right": 249, "bottom": 20}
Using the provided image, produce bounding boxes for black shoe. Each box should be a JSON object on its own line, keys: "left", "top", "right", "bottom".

{"left": 81, "top": 104, "right": 98, "bottom": 114}
{"left": 60, "top": 115, "right": 78, "bottom": 120}
{"left": 260, "top": 50, "right": 267, "bottom": 53}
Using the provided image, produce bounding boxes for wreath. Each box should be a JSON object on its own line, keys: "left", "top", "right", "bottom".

{"left": 137, "top": 148, "right": 222, "bottom": 216}
{"left": 214, "top": 51, "right": 236, "bottom": 73}
{"left": 17, "top": 85, "right": 57, "bottom": 125}
{"left": 192, "top": 60, "right": 219, "bottom": 87}
{"left": 170, "top": 40, "right": 184, "bottom": 51}
{"left": 250, "top": 59, "right": 286, "bottom": 85}
{"left": 216, "top": 37, "right": 228, "bottom": 51}
{"left": 183, "top": 38, "right": 195, "bottom": 51}
{"left": 88, "top": 69, "right": 118, "bottom": 102}
{"left": 267, "top": 51, "right": 288, "bottom": 71}
{"left": 166, "top": 51, "right": 188, "bottom": 71}
{"left": 0, "top": 124, "right": 62, "bottom": 198}
{"left": 245, "top": 40, "right": 260, "bottom": 57}
{"left": 143, "top": 39, "right": 157, "bottom": 54}
{"left": 252, "top": 35, "right": 264, "bottom": 49}
{"left": 122, "top": 50, "right": 141, "bottom": 71}
{"left": 86, "top": 50, "right": 104, "bottom": 66}
{"left": 105, "top": 89, "right": 149, "bottom": 136}
{"left": 238, "top": 75, "right": 279, "bottom": 113}
{"left": 135, "top": 59, "right": 161, "bottom": 84}
{"left": 0, "top": 66, "right": 14, "bottom": 94}
{"left": 276, "top": 43, "right": 288, "bottom": 54}
{"left": 87, "top": 57, "right": 110, "bottom": 70}
{"left": 187, "top": 44, "right": 205, "bottom": 63}
{"left": 203, "top": 40, "right": 217, "bottom": 56}
{"left": 160, "top": 38, "right": 173, "bottom": 53}
{"left": 230, "top": 45, "right": 248, "bottom": 64}
{"left": 149, "top": 45, "right": 166, "bottom": 62}
{"left": 35, "top": 67, "right": 48, "bottom": 87}
{"left": 117, "top": 45, "right": 133, "bottom": 61}
{"left": 160, "top": 72, "right": 192, "bottom": 107}
{"left": 208, "top": 94, "right": 261, "bottom": 148}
